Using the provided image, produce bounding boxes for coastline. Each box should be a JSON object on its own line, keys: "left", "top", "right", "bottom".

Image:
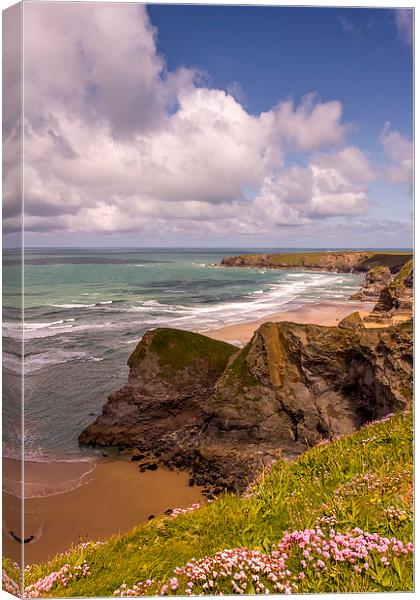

{"left": 3, "top": 297, "right": 386, "bottom": 565}
{"left": 205, "top": 299, "right": 376, "bottom": 345}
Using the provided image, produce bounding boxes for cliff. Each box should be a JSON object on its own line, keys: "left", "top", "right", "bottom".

{"left": 220, "top": 251, "right": 412, "bottom": 273}
{"left": 79, "top": 320, "right": 413, "bottom": 493}
{"left": 372, "top": 259, "right": 413, "bottom": 315}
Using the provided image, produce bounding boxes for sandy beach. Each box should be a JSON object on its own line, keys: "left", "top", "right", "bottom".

{"left": 206, "top": 300, "right": 376, "bottom": 345}
{"left": 2, "top": 458, "right": 203, "bottom": 565}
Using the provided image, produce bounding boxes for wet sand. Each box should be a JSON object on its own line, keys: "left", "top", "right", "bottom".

{"left": 206, "top": 300, "right": 376, "bottom": 345}
{"left": 3, "top": 458, "right": 203, "bottom": 565}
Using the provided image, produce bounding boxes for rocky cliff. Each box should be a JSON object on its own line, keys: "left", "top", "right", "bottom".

{"left": 350, "top": 265, "right": 392, "bottom": 301}
{"left": 79, "top": 320, "right": 413, "bottom": 493}
{"left": 221, "top": 251, "right": 412, "bottom": 273}
{"left": 78, "top": 328, "right": 236, "bottom": 449}
{"left": 372, "top": 259, "right": 413, "bottom": 316}
{"left": 195, "top": 319, "right": 412, "bottom": 489}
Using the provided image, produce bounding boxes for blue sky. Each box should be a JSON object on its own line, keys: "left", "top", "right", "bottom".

{"left": 149, "top": 6, "right": 413, "bottom": 139}
{"left": 4, "top": 3, "right": 413, "bottom": 248}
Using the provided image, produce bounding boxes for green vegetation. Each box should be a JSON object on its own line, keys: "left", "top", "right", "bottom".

{"left": 357, "top": 253, "right": 412, "bottom": 274}
{"left": 223, "top": 341, "right": 259, "bottom": 390}
{"left": 224, "top": 251, "right": 412, "bottom": 273}
{"left": 10, "top": 411, "right": 413, "bottom": 596}
{"left": 389, "top": 259, "right": 413, "bottom": 290}
{"left": 128, "top": 328, "right": 237, "bottom": 375}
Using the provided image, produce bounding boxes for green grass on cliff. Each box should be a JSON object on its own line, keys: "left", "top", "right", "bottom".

{"left": 389, "top": 259, "right": 413, "bottom": 289}
{"left": 128, "top": 328, "right": 237, "bottom": 375}
{"left": 12, "top": 411, "right": 413, "bottom": 596}
{"left": 227, "top": 251, "right": 412, "bottom": 272}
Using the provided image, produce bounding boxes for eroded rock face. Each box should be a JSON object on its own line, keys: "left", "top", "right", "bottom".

{"left": 78, "top": 328, "right": 237, "bottom": 449}
{"left": 79, "top": 321, "right": 413, "bottom": 493}
{"left": 373, "top": 260, "right": 413, "bottom": 316}
{"left": 195, "top": 321, "right": 413, "bottom": 489}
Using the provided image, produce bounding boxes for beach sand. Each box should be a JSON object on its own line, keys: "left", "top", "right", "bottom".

{"left": 2, "top": 458, "right": 203, "bottom": 565}
{"left": 206, "top": 300, "right": 376, "bottom": 345}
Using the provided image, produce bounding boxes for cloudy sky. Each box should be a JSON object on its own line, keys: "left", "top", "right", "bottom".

{"left": 4, "top": 3, "right": 413, "bottom": 248}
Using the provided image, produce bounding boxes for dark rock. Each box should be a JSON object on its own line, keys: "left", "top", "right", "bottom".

{"left": 145, "top": 463, "right": 158, "bottom": 471}
{"left": 350, "top": 266, "right": 392, "bottom": 302}
{"left": 164, "top": 509, "right": 173, "bottom": 515}
{"left": 148, "top": 515, "right": 155, "bottom": 521}
{"left": 130, "top": 454, "right": 145, "bottom": 462}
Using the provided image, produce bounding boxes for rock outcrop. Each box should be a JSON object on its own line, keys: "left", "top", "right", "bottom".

{"left": 194, "top": 320, "right": 412, "bottom": 489}
{"left": 372, "top": 259, "right": 413, "bottom": 315}
{"left": 78, "top": 328, "right": 237, "bottom": 449}
{"left": 337, "top": 311, "right": 365, "bottom": 329}
{"left": 350, "top": 266, "right": 392, "bottom": 301}
{"left": 80, "top": 321, "right": 413, "bottom": 493}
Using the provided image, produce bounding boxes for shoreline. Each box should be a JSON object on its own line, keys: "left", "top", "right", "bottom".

{"left": 205, "top": 299, "right": 376, "bottom": 345}
{"left": 2, "top": 457, "right": 203, "bottom": 565}
{"left": 2, "top": 296, "right": 386, "bottom": 565}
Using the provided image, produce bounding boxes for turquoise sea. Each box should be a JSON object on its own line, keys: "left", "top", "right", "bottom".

{"left": 3, "top": 248, "right": 365, "bottom": 462}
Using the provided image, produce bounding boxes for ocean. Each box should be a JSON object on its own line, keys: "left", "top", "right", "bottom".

{"left": 3, "top": 248, "right": 364, "bottom": 463}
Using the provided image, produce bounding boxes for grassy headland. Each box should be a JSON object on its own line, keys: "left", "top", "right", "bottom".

{"left": 220, "top": 251, "right": 412, "bottom": 273}
{"left": 7, "top": 410, "right": 413, "bottom": 596}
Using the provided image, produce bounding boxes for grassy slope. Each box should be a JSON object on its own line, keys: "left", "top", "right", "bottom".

{"left": 13, "top": 411, "right": 413, "bottom": 596}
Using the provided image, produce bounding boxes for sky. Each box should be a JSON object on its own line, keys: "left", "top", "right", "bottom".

{"left": 3, "top": 2, "right": 414, "bottom": 248}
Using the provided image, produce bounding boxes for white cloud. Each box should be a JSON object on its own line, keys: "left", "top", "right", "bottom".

{"left": 2, "top": 2, "right": 402, "bottom": 242}
{"left": 379, "top": 123, "right": 413, "bottom": 188}
{"left": 272, "top": 93, "right": 348, "bottom": 152}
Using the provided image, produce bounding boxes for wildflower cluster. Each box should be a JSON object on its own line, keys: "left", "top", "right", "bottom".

{"left": 24, "top": 561, "right": 91, "bottom": 597}
{"left": 384, "top": 505, "right": 412, "bottom": 523}
{"left": 112, "top": 528, "right": 413, "bottom": 596}
{"left": 365, "top": 413, "right": 395, "bottom": 426}
{"left": 315, "top": 514, "right": 338, "bottom": 527}
{"left": 170, "top": 503, "right": 201, "bottom": 518}
{"left": 2, "top": 569, "right": 20, "bottom": 596}
{"left": 358, "top": 436, "right": 377, "bottom": 445}
{"left": 334, "top": 469, "right": 409, "bottom": 501}
{"left": 113, "top": 579, "right": 155, "bottom": 597}
{"left": 173, "top": 547, "right": 297, "bottom": 595}
{"left": 55, "top": 540, "right": 104, "bottom": 560}
{"left": 275, "top": 527, "right": 412, "bottom": 576}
